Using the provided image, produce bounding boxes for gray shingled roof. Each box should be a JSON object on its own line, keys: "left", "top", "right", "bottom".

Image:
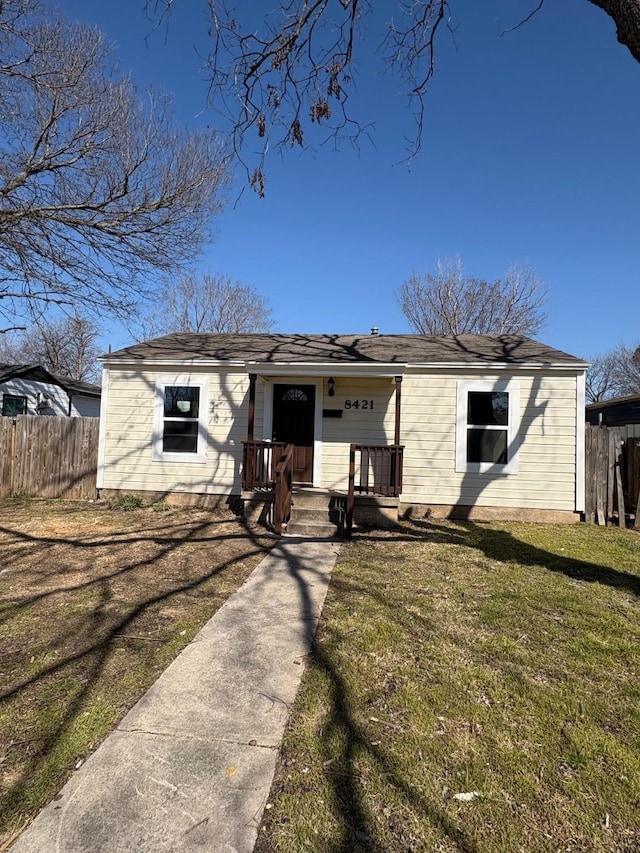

{"left": 0, "top": 363, "right": 101, "bottom": 396}
{"left": 57, "top": 374, "right": 101, "bottom": 397}
{"left": 586, "top": 393, "right": 640, "bottom": 410}
{"left": 102, "top": 333, "right": 586, "bottom": 367}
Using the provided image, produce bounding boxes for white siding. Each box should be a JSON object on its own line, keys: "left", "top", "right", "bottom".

{"left": 319, "top": 377, "right": 396, "bottom": 489}
{"left": 399, "top": 369, "right": 580, "bottom": 511}
{"left": 1, "top": 379, "right": 100, "bottom": 417}
{"left": 101, "top": 367, "right": 249, "bottom": 495}
{"left": 70, "top": 395, "right": 101, "bottom": 417}
{"left": 0, "top": 378, "right": 68, "bottom": 416}
{"left": 100, "top": 364, "right": 582, "bottom": 513}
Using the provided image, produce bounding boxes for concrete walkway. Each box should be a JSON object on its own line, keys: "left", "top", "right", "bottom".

{"left": 10, "top": 537, "right": 341, "bottom": 853}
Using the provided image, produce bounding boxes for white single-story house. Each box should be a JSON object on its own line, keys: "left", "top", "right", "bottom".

{"left": 97, "top": 332, "right": 588, "bottom": 531}
{"left": 0, "top": 364, "right": 101, "bottom": 417}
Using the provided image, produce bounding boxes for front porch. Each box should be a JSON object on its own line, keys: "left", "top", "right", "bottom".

{"left": 241, "top": 370, "right": 405, "bottom": 536}
{"left": 241, "top": 442, "right": 403, "bottom": 536}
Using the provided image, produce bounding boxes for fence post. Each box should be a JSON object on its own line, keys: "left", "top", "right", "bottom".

{"left": 632, "top": 437, "right": 640, "bottom": 531}
{"left": 614, "top": 431, "right": 625, "bottom": 527}
{"left": 607, "top": 429, "right": 616, "bottom": 525}
{"left": 345, "top": 444, "right": 356, "bottom": 538}
{"left": 629, "top": 439, "right": 640, "bottom": 529}
{"left": 585, "top": 426, "right": 593, "bottom": 523}
{"left": 595, "top": 427, "right": 606, "bottom": 525}
{"left": 10, "top": 417, "right": 17, "bottom": 497}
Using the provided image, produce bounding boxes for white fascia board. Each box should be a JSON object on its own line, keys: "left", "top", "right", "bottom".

{"left": 99, "top": 358, "right": 246, "bottom": 369}
{"left": 100, "top": 358, "right": 407, "bottom": 376}
{"left": 100, "top": 357, "right": 589, "bottom": 373}
{"left": 247, "top": 362, "right": 406, "bottom": 377}
{"left": 407, "top": 361, "right": 590, "bottom": 371}
{"left": 248, "top": 361, "right": 589, "bottom": 373}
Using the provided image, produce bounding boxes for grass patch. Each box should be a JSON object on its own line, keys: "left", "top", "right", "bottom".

{"left": 0, "top": 500, "right": 272, "bottom": 845}
{"left": 256, "top": 520, "right": 640, "bottom": 853}
{"left": 8, "top": 492, "right": 31, "bottom": 506}
{"left": 109, "top": 492, "right": 143, "bottom": 511}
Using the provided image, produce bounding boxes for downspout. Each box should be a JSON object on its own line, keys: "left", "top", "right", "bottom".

{"left": 96, "top": 368, "right": 110, "bottom": 491}
{"left": 247, "top": 373, "right": 256, "bottom": 441}
{"left": 394, "top": 375, "right": 404, "bottom": 498}
{"left": 394, "top": 376, "right": 403, "bottom": 445}
{"left": 575, "top": 371, "right": 586, "bottom": 514}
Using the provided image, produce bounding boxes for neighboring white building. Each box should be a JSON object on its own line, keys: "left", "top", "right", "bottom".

{"left": 0, "top": 364, "right": 101, "bottom": 418}
{"left": 97, "top": 333, "right": 588, "bottom": 525}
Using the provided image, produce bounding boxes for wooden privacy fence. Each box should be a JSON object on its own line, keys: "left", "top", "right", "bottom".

{"left": 0, "top": 416, "right": 99, "bottom": 500}
{"left": 585, "top": 425, "right": 640, "bottom": 528}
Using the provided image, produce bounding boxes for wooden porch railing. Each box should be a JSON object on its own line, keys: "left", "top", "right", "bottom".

{"left": 345, "top": 443, "right": 404, "bottom": 537}
{"left": 242, "top": 440, "right": 294, "bottom": 534}
{"left": 242, "top": 440, "right": 288, "bottom": 491}
{"left": 274, "top": 443, "right": 294, "bottom": 535}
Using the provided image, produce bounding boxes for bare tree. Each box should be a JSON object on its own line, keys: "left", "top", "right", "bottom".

{"left": 149, "top": 0, "right": 640, "bottom": 188}
{"left": 135, "top": 274, "right": 275, "bottom": 339}
{"left": 0, "top": 312, "right": 102, "bottom": 381}
{"left": 398, "top": 259, "right": 547, "bottom": 336}
{"left": 0, "top": 0, "right": 229, "bottom": 333}
{"left": 586, "top": 342, "right": 640, "bottom": 401}
{"left": 586, "top": 350, "right": 624, "bottom": 402}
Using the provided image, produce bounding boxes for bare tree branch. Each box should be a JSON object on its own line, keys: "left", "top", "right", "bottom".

{"left": 500, "top": 1, "right": 545, "bottom": 35}
{"left": 145, "top": 0, "right": 640, "bottom": 189}
{"left": 0, "top": 0, "right": 229, "bottom": 330}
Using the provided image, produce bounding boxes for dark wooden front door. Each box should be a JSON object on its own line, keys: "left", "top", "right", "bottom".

{"left": 272, "top": 384, "right": 315, "bottom": 483}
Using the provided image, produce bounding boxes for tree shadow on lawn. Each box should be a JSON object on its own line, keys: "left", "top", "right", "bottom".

{"left": 0, "top": 511, "right": 272, "bottom": 840}
{"left": 255, "top": 540, "right": 476, "bottom": 853}
{"left": 307, "top": 637, "right": 479, "bottom": 853}
{"left": 0, "top": 515, "right": 263, "bottom": 617}
{"left": 265, "top": 518, "right": 640, "bottom": 853}
{"left": 261, "top": 532, "right": 481, "bottom": 853}
{"left": 400, "top": 516, "right": 640, "bottom": 598}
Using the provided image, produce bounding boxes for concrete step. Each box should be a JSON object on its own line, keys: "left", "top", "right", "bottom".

{"left": 290, "top": 506, "right": 332, "bottom": 524}
{"left": 287, "top": 491, "right": 346, "bottom": 538}
{"left": 286, "top": 508, "right": 341, "bottom": 538}
{"left": 291, "top": 489, "right": 344, "bottom": 510}
{"left": 285, "top": 519, "right": 341, "bottom": 538}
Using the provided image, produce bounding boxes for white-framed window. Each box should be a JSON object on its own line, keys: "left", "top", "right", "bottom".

{"left": 456, "top": 379, "right": 520, "bottom": 474}
{"left": 153, "top": 378, "right": 208, "bottom": 462}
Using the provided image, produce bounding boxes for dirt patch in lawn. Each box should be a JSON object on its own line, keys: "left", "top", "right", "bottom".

{"left": 0, "top": 498, "right": 273, "bottom": 844}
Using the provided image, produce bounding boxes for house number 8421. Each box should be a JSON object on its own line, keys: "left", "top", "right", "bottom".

{"left": 344, "top": 400, "right": 374, "bottom": 410}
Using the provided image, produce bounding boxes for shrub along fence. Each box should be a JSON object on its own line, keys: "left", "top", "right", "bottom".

{"left": 585, "top": 424, "right": 640, "bottom": 528}
{"left": 0, "top": 416, "right": 99, "bottom": 500}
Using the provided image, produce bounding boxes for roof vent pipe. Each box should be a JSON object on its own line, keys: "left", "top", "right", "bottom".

{"left": 371, "top": 327, "right": 379, "bottom": 335}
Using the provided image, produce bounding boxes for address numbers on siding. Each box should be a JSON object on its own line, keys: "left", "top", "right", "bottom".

{"left": 344, "top": 400, "right": 374, "bottom": 410}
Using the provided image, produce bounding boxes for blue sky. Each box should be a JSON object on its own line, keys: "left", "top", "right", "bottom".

{"left": 57, "top": 0, "right": 640, "bottom": 360}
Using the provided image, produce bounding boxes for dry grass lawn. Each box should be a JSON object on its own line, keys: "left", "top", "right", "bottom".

{"left": 0, "top": 498, "right": 273, "bottom": 847}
